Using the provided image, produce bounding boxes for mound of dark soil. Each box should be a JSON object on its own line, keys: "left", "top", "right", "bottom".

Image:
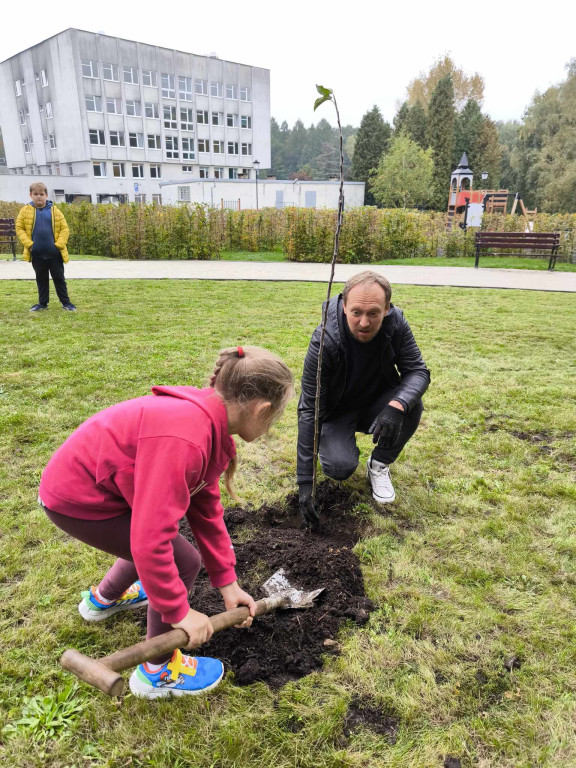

{"left": 138, "top": 482, "right": 375, "bottom": 688}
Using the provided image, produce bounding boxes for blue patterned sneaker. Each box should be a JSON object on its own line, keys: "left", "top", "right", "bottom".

{"left": 129, "top": 649, "right": 224, "bottom": 699}
{"left": 78, "top": 581, "right": 148, "bottom": 622}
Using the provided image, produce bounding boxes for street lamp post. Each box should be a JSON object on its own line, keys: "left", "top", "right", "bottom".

{"left": 253, "top": 159, "right": 260, "bottom": 210}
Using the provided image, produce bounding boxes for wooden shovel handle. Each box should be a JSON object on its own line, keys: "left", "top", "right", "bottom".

{"left": 101, "top": 596, "right": 282, "bottom": 673}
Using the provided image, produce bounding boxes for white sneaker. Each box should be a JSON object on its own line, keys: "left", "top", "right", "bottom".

{"left": 367, "top": 459, "right": 396, "bottom": 504}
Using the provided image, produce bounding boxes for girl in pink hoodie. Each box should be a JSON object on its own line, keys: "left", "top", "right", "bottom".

{"left": 39, "top": 346, "right": 294, "bottom": 699}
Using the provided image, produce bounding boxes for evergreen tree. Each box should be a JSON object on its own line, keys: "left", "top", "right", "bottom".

{"left": 350, "top": 106, "right": 391, "bottom": 205}
{"left": 393, "top": 102, "right": 410, "bottom": 135}
{"left": 476, "top": 117, "right": 502, "bottom": 190}
{"left": 453, "top": 99, "right": 484, "bottom": 171}
{"left": 404, "top": 102, "right": 428, "bottom": 148}
{"left": 427, "top": 75, "right": 456, "bottom": 209}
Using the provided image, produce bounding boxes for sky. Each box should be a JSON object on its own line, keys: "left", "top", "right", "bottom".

{"left": 2, "top": 0, "right": 574, "bottom": 129}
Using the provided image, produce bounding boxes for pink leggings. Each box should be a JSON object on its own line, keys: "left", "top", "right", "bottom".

{"left": 44, "top": 506, "right": 201, "bottom": 661}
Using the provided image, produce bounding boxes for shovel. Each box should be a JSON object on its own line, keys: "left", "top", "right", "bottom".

{"left": 60, "top": 568, "right": 324, "bottom": 697}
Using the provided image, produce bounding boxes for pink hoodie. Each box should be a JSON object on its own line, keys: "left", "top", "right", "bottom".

{"left": 39, "top": 386, "right": 237, "bottom": 624}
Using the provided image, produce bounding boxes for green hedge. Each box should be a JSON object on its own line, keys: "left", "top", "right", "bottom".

{"left": 1, "top": 200, "right": 575, "bottom": 262}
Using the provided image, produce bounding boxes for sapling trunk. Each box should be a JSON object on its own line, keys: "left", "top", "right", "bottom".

{"left": 311, "top": 87, "right": 345, "bottom": 501}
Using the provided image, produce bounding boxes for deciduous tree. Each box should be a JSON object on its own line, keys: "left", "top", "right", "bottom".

{"left": 370, "top": 134, "right": 434, "bottom": 208}
{"left": 407, "top": 54, "right": 484, "bottom": 110}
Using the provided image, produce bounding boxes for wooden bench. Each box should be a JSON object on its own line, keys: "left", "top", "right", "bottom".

{"left": 474, "top": 231, "right": 561, "bottom": 271}
{"left": 0, "top": 218, "right": 17, "bottom": 261}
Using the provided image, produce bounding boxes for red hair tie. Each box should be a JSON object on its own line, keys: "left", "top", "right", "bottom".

{"left": 237, "top": 346, "right": 244, "bottom": 358}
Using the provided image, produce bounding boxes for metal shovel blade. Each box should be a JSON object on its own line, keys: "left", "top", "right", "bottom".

{"left": 261, "top": 568, "right": 324, "bottom": 609}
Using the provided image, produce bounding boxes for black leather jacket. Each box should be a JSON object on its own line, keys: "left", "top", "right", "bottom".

{"left": 297, "top": 294, "right": 430, "bottom": 484}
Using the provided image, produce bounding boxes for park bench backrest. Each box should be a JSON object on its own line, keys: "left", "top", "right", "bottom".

{"left": 475, "top": 231, "right": 560, "bottom": 250}
{"left": 0, "top": 218, "right": 16, "bottom": 240}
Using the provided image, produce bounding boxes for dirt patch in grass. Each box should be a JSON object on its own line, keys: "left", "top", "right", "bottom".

{"left": 138, "top": 481, "right": 375, "bottom": 688}
{"left": 342, "top": 695, "right": 399, "bottom": 743}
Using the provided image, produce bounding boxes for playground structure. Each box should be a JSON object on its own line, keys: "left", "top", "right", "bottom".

{"left": 447, "top": 153, "right": 537, "bottom": 230}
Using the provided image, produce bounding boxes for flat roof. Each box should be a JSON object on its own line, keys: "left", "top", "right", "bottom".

{"left": 160, "top": 179, "right": 364, "bottom": 187}
{"left": 0, "top": 28, "right": 269, "bottom": 72}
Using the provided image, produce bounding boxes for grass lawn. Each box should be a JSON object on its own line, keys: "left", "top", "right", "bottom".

{"left": 1, "top": 279, "right": 575, "bottom": 767}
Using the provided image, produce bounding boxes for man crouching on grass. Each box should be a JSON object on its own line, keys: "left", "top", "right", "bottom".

{"left": 297, "top": 271, "right": 430, "bottom": 526}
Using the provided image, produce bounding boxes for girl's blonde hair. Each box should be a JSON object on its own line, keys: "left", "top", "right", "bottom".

{"left": 209, "top": 346, "right": 294, "bottom": 499}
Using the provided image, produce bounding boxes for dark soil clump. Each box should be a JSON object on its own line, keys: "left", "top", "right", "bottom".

{"left": 342, "top": 695, "right": 399, "bottom": 743}
{"left": 137, "top": 481, "right": 374, "bottom": 688}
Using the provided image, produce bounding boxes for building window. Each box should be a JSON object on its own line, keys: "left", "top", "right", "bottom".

{"left": 213, "top": 140, "right": 224, "bottom": 154}
{"left": 142, "top": 70, "right": 157, "bottom": 87}
{"left": 129, "top": 132, "right": 144, "bottom": 148}
{"left": 227, "top": 141, "right": 238, "bottom": 155}
{"left": 178, "top": 186, "right": 191, "bottom": 201}
{"left": 178, "top": 76, "right": 193, "bottom": 101}
{"left": 226, "top": 84, "right": 238, "bottom": 99}
{"left": 126, "top": 101, "right": 142, "bottom": 117}
{"left": 49, "top": 134, "right": 57, "bottom": 149}
{"left": 134, "top": 194, "right": 146, "bottom": 204}
{"left": 40, "top": 70, "right": 48, "bottom": 87}
{"left": 241, "top": 115, "right": 252, "bottom": 129}
{"left": 210, "top": 81, "right": 223, "bottom": 98}
{"left": 152, "top": 194, "right": 162, "bottom": 204}
{"left": 163, "top": 105, "right": 177, "bottom": 129}
{"left": 103, "top": 63, "right": 119, "bottom": 82}
{"left": 228, "top": 168, "right": 238, "bottom": 179}
{"left": 93, "top": 162, "right": 107, "bottom": 177}
{"left": 123, "top": 66, "right": 139, "bottom": 85}
{"left": 180, "top": 107, "right": 194, "bottom": 131}
{"left": 68, "top": 164, "right": 74, "bottom": 175}
{"left": 240, "top": 86, "right": 251, "bottom": 102}
{"left": 161, "top": 73, "right": 175, "bottom": 98}
{"left": 212, "top": 111, "right": 223, "bottom": 126}
{"left": 132, "top": 164, "right": 144, "bottom": 178}
{"left": 110, "top": 131, "right": 125, "bottom": 146}
{"left": 194, "top": 79, "right": 208, "bottom": 95}
{"left": 15, "top": 79, "right": 23, "bottom": 96}
{"left": 106, "top": 98, "right": 122, "bottom": 114}
{"left": 23, "top": 139, "right": 30, "bottom": 153}
{"left": 165, "top": 136, "right": 179, "bottom": 158}
{"left": 214, "top": 167, "right": 224, "bottom": 179}
{"left": 182, "top": 137, "right": 195, "bottom": 160}
{"left": 196, "top": 110, "right": 208, "bottom": 124}
{"left": 150, "top": 164, "right": 161, "bottom": 178}
{"left": 89, "top": 129, "right": 105, "bottom": 145}
{"left": 48, "top": 166, "right": 53, "bottom": 175}
{"left": 113, "top": 162, "right": 125, "bottom": 178}
{"left": 19, "top": 110, "right": 25, "bottom": 125}
{"left": 147, "top": 134, "right": 161, "bottom": 149}
{"left": 145, "top": 102, "right": 159, "bottom": 119}
{"left": 226, "top": 113, "right": 238, "bottom": 127}
{"left": 199, "top": 167, "right": 210, "bottom": 179}
{"left": 82, "top": 59, "right": 99, "bottom": 78}
{"left": 85, "top": 95, "right": 102, "bottom": 112}
{"left": 241, "top": 143, "right": 252, "bottom": 156}
{"left": 198, "top": 139, "right": 210, "bottom": 153}
{"left": 182, "top": 165, "right": 193, "bottom": 172}
{"left": 45, "top": 102, "right": 53, "bottom": 119}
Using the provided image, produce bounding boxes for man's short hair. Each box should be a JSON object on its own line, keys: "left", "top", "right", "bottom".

{"left": 342, "top": 271, "right": 392, "bottom": 306}
{"left": 30, "top": 181, "right": 48, "bottom": 194}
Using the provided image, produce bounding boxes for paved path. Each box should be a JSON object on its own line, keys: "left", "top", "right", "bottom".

{"left": 1, "top": 258, "right": 575, "bottom": 292}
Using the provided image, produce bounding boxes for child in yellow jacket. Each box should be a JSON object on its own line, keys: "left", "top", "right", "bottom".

{"left": 16, "top": 181, "right": 75, "bottom": 312}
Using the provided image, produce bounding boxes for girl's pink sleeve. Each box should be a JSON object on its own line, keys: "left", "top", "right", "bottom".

{"left": 130, "top": 436, "right": 205, "bottom": 625}
{"left": 186, "top": 479, "right": 237, "bottom": 588}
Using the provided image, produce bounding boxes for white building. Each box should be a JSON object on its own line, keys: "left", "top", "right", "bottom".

{"left": 0, "top": 28, "right": 270, "bottom": 204}
{"left": 160, "top": 178, "right": 366, "bottom": 209}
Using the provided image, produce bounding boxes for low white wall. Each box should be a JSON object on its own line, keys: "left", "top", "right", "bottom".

{"left": 160, "top": 179, "right": 365, "bottom": 209}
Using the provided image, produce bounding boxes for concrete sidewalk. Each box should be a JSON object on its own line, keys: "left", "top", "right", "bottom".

{"left": 2, "top": 258, "right": 575, "bottom": 292}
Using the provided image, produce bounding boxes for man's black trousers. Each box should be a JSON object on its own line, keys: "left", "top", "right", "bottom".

{"left": 32, "top": 255, "right": 70, "bottom": 306}
{"left": 318, "top": 386, "right": 424, "bottom": 480}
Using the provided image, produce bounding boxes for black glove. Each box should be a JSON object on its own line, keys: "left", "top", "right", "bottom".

{"left": 298, "top": 484, "right": 319, "bottom": 528}
{"left": 369, "top": 404, "right": 404, "bottom": 447}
